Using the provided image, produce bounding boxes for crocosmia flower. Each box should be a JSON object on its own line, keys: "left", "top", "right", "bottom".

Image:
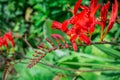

{"left": 98, "top": 0, "right": 118, "bottom": 41}
{"left": 52, "top": 0, "right": 118, "bottom": 51}
{"left": 0, "top": 31, "right": 15, "bottom": 50}
{"left": 0, "top": 37, "right": 8, "bottom": 48}
{"left": 4, "top": 31, "right": 15, "bottom": 47}
{"left": 105, "top": 0, "right": 118, "bottom": 34}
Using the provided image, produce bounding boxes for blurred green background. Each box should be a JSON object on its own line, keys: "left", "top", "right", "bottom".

{"left": 0, "top": 0, "right": 120, "bottom": 80}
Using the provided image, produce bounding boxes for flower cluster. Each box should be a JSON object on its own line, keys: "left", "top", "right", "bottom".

{"left": 0, "top": 31, "right": 15, "bottom": 50}
{"left": 52, "top": 0, "right": 118, "bottom": 51}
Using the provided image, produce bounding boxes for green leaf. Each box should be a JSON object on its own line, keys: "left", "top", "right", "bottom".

{"left": 80, "top": 72, "right": 98, "bottom": 80}
{"left": 95, "top": 45, "right": 120, "bottom": 59}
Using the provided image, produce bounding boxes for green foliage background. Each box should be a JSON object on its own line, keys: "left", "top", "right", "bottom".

{"left": 0, "top": 0, "right": 120, "bottom": 80}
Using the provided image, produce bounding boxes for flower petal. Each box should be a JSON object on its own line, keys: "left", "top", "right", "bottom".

{"left": 100, "top": 1, "right": 110, "bottom": 31}
{"left": 89, "top": 19, "right": 96, "bottom": 33}
{"left": 61, "top": 20, "right": 69, "bottom": 32}
{"left": 74, "top": 0, "right": 82, "bottom": 15}
{"left": 90, "top": 4, "right": 100, "bottom": 17}
{"left": 106, "top": 0, "right": 118, "bottom": 33}
{"left": 70, "top": 35, "right": 78, "bottom": 51}
{"left": 90, "top": 0, "right": 98, "bottom": 10}
{"left": 52, "top": 21, "right": 62, "bottom": 30}
{"left": 79, "top": 33, "right": 91, "bottom": 44}
{"left": 0, "top": 37, "right": 8, "bottom": 48}
{"left": 4, "top": 31, "right": 15, "bottom": 47}
{"left": 73, "top": 42, "right": 77, "bottom": 51}
{"left": 70, "top": 35, "right": 77, "bottom": 43}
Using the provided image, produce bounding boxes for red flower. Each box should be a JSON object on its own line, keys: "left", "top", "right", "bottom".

{"left": 98, "top": 0, "right": 118, "bottom": 41}
{"left": 4, "top": 31, "right": 15, "bottom": 47}
{"left": 0, "top": 31, "right": 15, "bottom": 49}
{"left": 51, "top": 21, "right": 62, "bottom": 30}
{"left": 52, "top": 20, "right": 69, "bottom": 33}
{"left": 106, "top": 0, "right": 118, "bottom": 34}
{"left": 52, "top": 0, "right": 99, "bottom": 51}
{"left": 0, "top": 37, "right": 8, "bottom": 48}
{"left": 51, "top": 0, "right": 118, "bottom": 51}
{"left": 100, "top": 1, "right": 110, "bottom": 31}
